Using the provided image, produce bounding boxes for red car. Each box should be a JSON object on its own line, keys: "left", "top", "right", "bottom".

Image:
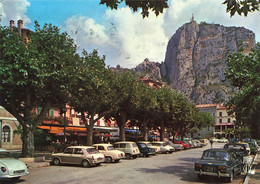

{"left": 174, "top": 141, "right": 190, "bottom": 149}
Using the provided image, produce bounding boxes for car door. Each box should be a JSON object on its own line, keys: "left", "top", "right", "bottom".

{"left": 61, "top": 148, "right": 74, "bottom": 163}
{"left": 71, "top": 148, "right": 84, "bottom": 164}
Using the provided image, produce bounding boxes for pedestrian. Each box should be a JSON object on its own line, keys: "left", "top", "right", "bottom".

{"left": 210, "top": 139, "right": 213, "bottom": 148}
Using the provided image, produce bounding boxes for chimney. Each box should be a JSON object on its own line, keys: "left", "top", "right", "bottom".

{"left": 10, "top": 20, "right": 15, "bottom": 31}
{"left": 17, "top": 19, "right": 23, "bottom": 36}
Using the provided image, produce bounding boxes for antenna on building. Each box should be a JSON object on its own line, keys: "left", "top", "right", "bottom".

{"left": 191, "top": 13, "right": 194, "bottom": 22}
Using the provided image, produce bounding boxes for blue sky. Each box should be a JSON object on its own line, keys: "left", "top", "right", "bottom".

{"left": 1, "top": 0, "right": 259, "bottom": 68}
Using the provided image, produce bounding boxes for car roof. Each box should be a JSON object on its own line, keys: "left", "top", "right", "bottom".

{"left": 204, "top": 148, "right": 232, "bottom": 152}
{"left": 0, "top": 148, "right": 7, "bottom": 152}
{"left": 67, "top": 146, "right": 95, "bottom": 149}
{"left": 114, "top": 141, "right": 136, "bottom": 144}
{"left": 92, "top": 143, "right": 113, "bottom": 146}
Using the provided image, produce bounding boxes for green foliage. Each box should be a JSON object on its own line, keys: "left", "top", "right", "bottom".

{"left": 223, "top": 0, "right": 259, "bottom": 16}
{"left": 0, "top": 22, "right": 77, "bottom": 157}
{"left": 100, "top": 0, "right": 169, "bottom": 18}
{"left": 225, "top": 43, "right": 260, "bottom": 138}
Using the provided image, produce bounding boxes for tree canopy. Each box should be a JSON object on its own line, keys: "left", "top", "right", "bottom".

{"left": 99, "top": 0, "right": 259, "bottom": 17}
{"left": 225, "top": 43, "right": 260, "bottom": 139}
{"left": 0, "top": 22, "right": 77, "bottom": 157}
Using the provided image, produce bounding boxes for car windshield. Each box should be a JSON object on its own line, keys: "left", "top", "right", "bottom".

{"left": 107, "top": 146, "right": 115, "bottom": 150}
{"left": 86, "top": 148, "right": 99, "bottom": 154}
{"left": 152, "top": 143, "right": 161, "bottom": 146}
{"left": 202, "top": 150, "right": 230, "bottom": 161}
{"left": 0, "top": 151, "right": 14, "bottom": 159}
{"left": 138, "top": 143, "right": 147, "bottom": 148}
{"left": 147, "top": 143, "right": 153, "bottom": 147}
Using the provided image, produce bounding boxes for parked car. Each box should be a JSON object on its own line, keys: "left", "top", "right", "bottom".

{"left": 150, "top": 141, "right": 175, "bottom": 154}
{"left": 192, "top": 140, "right": 203, "bottom": 148}
{"left": 195, "top": 148, "right": 243, "bottom": 182}
{"left": 113, "top": 141, "right": 140, "bottom": 159}
{"left": 223, "top": 142, "right": 251, "bottom": 156}
{"left": 51, "top": 146, "right": 105, "bottom": 167}
{"left": 183, "top": 141, "right": 195, "bottom": 148}
{"left": 245, "top": 140, "right": 259, "bottom": 154}
{"left": 165, "top": 141, "right": 183, "bottom": 151}
{"left": 136, "top": 142, "right": 155, "bottom": 157}
{"left": 0, "top": 148, "right": 29, "bottom": 180}
{"left": 218, "top": 138, "right": 229, "bottom": 143}
{"left": 199, "top": 139, "right": 209, "bottom": 146}
{"left": 138, "top": 141, "right": 160, "bottom": 153}
{"left": 92, "top": 143, "right": 125, "bottom": 163}
{"left": 174, "top": 141, "right": 190, "bottom": 149}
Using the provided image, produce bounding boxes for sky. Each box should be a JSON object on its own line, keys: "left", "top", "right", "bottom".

{"left": 0, "top": 0, "right": 259, "bottom": 68}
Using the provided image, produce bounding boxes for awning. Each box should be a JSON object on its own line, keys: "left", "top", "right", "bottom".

{"left": 215, "top": 123, "right": 234, "bottom": 126}
{"left": 38, "top": 125, "right": 87, "bottom": 133}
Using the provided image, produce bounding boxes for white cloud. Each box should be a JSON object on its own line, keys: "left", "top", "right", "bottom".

{"left": 0, "top": 0, "right": 31, "bottom": 26}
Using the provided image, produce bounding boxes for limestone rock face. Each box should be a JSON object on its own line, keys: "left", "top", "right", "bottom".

{"left": 161, "top": 21, "right": 255, "bottom": 104}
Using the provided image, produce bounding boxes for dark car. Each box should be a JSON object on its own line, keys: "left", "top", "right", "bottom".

{"left": 223, "top": 142, "right": 250, "bottom": 156}
{"left": 195, "top": 148, "right": 243, "bottom": 183}
{"left": 136, "top": 142, "right": 155, "bottom": 157}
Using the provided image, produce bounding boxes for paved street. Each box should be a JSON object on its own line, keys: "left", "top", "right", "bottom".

{"left": 7, "top": 143, "right": 245, "bottom": 184}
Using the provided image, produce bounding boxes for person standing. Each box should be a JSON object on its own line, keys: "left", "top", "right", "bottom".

{"left": 210, "top": 139, "right": 214, "bottom": 148}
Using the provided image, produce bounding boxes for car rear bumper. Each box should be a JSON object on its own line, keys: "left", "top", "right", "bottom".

{"left": 195, "top": 170, "right": 230, "bottom": 177}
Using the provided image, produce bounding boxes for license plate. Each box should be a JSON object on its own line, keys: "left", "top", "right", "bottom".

{"left": 14, "top": 170, "right": 25, "bottom": 175}
{"left": 205, "top": 166, "right": 214, "bottom": 172}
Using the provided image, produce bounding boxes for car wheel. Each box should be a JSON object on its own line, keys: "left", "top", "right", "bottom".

{"left": 169, "top": 151, "right": 173, "bottom": 154}
{"left": 53, "top": 158, "right": 60, "bottom": 166}
{"left": 105, "top": 156, "right": 112, "bottom": 163}
{"left": 226, "top": 171, "right": 234, "bottom": 183}
{"left": 114, "top": 159, "right": 120, "bottom": 163}
{"left": 125, "top": 154, "right": 131, "bottom": 159}
{"left": 132, "top": 155, "right": 137, "bottom": 159}
{"left": 81, "top": 160, "right": 90, "bottom": 168}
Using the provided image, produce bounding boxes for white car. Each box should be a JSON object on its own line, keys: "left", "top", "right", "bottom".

{"left": 151, "top": 141, "right": 175, "bottom": 154}
{"left": 0, "top": 148, "right": 29, "bottom": 180}
{"left": 113, "top": 141, "right": 140, "bottom": 159}
{"left": 51, "top": 146, "right": 105, "bottom": 167}
{"left": 93, "top": 143, "right": 125, "bottom": 163}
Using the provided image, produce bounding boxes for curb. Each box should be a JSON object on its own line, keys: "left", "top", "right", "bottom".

{"left": 244, "top": 152, "right": 258, "bottom": 184}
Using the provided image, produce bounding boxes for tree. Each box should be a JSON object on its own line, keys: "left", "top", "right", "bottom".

{"left": 100, "top": 0, "right": 168, "bottom": 17}
{"left": 68, "top": 50, "right": 115, "bottom": 146}
{"left": 0, "top": 22, "right": 77, "bottom": 157}
{"left": 225, "top": 43, "right": 260, "bottom": 139}
{"left": 223, "top": 0, "right": 259, "bottom": 16}
{"left": 100, "top": 0, "right": 259, "bottom": 18}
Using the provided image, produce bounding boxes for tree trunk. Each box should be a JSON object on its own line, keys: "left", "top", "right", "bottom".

{"left": 119, "top": 113, "right": 126, "bottom": 141}
{"left": 160, "top": 123, "right": 165, "bottom": 141}
{"left": 22, "top": 126, "right": 34, "bottom": 157}
{"left": 142, "top": 122, "right": 148, "bottom": 141}
{"left": 86, "top": 116, "right": 94, "bottom": 146}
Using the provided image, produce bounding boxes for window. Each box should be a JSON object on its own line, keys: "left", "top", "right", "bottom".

{"left": 219, "top": 112, "right": 222, "bottom": 117}
{"left": 228, "top": 118, "right": 231, "bottom": 123}
{"left": 64, "top": 148, "right": 73, "bottom": 154}
{"left": 74, "top": 148, "right": 83, "bottom": 154}
{"left": 219, "top": 119, "right": 222, "bottom": 123}
{"left": 120, "top": 144, "right": 126, "bottom": 148}
{"left": 98, "top": 146, "right": 104, "bottom": 150}
{"left": 114, "top": 144, "right": 119, "bottom": 148}
{"left": 2, "top": 126, "right": 10, "bottom": 142}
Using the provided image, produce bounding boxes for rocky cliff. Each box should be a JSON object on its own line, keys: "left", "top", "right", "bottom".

{"left": 161, "top": 20, "right": 255, "bottom": 104}
{"left": 113, "top": 21, "right": 255, "bottom": 104}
